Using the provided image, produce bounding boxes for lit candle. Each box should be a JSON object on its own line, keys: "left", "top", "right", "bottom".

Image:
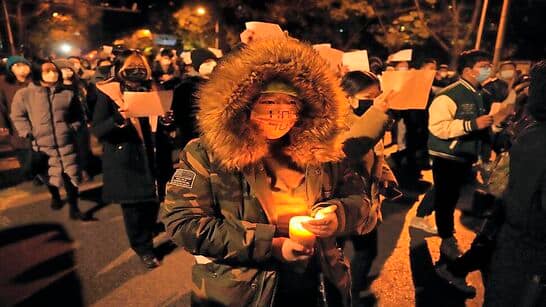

{"left": 289, "top": 216, "right": 316, "bottom": 248}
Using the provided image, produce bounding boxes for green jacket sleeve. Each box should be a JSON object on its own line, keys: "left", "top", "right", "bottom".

{"left": 312, "top": 161, "right": 376, "bottom": 236}
{"left": 160, "top": 139, "right": 277, "bottom": 264}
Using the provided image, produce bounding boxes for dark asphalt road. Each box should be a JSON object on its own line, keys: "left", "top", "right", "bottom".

{"left": 0, "top": 168, "right": 485, "bottom": 306}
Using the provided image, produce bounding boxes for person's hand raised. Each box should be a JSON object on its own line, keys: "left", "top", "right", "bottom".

{"left": 373, "top": 90, "right": 396, "bottom": 113}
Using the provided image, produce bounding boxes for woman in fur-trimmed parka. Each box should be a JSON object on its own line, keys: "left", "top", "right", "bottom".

{"left": 161, "top": 38, "right": 390, "bottom": 307}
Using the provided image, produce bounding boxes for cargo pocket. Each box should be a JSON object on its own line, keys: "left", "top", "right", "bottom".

{"left": 191, "top": 262, "right": 262, "bottom": 307}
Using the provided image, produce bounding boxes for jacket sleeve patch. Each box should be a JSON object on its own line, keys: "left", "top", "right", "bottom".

{"left": 170, "top": 169, "right": 197, "bottom": 189}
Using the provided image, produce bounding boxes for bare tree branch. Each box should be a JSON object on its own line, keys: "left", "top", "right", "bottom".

{"left": 452, "top": 0, "right": 460, "bottom": 52}
{"left": 414, "top": 0, "right": 450, "bottom": 51}
{"left": 462, "top": 0, "right": 482, "bottom": 49}
{"left": 370, "top": 1, "right": 388, "bottom": 35}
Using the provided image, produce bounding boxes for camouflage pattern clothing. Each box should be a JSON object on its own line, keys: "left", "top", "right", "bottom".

{"left": 161, "top": 38, "right": 389, "bottom": 307}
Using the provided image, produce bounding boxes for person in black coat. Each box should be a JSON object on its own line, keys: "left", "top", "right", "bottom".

{"left": 171, "top": 48, "right": 217, "bottom": 148}
{"left": 484, "top": 60, "right": 546, "bottom": 307}
{"left": 91, "top": 50, "right": 161, "bottom": 269}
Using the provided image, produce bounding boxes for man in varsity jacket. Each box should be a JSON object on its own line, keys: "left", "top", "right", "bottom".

{"left": 428, "top": 50, "right": 494, "bottom": 260}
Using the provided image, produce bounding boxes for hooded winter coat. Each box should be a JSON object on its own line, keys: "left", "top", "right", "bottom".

{"left": 161, "top": 38, "right": 389, "bottom": 306}
{"left": 10, "top": 83, "right": 83, "bottom": 187}
{"left": 91, "top": 82, "right": 158, "bottom": 204}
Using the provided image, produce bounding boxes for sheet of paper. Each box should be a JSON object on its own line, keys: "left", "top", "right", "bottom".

{"left": 102, "top": 45, "right": 113, "bottom": 55}
{"left": 96, "top": 82, "right": 123, "bottom": 106}
{"left": 208, "top": 47, "right": 223, "bottom": 58}
{"left": 490, "top": 102, "right": 515, "bottom": 125}
{"left": 381, "top": 69, "right": 436, "bottom": 110}
{"left": 124, "top": 91, "right": 173, "bottom": 117}
{"left": 343, "top": 50, "right": 369, "bottom": 72}
{"left": 245, "top": 21, "right": 285, "bottom": 40}
{"left": 313, "top": 43, "right": 331, "bottom": 49}
{"left": 387, "top": 49, "right": 413, "bottom": 62}
{"left": 313, "top": 44, "right": 344, "bottom": 73}
{"left": 489, "top": 102, "right": 501, "bottom": 115}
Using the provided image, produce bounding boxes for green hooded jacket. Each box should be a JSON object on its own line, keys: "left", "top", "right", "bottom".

{"left": 161, "top": 38, "right": 389, "bottom": 307}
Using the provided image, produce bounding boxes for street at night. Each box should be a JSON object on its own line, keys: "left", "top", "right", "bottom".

{"left": 0, "top": 163, "right": 487, "bottom": 306}
{"left": 1, "top": 1, "right": 545, "bottom": 306}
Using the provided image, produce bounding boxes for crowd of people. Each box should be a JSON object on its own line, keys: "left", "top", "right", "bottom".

{"left": 0, "top": 25, "right": 544, "bottom": 307}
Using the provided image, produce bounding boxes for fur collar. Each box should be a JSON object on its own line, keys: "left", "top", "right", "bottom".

{"left": 197, "top": 38, "right": 350, "bottom": 170}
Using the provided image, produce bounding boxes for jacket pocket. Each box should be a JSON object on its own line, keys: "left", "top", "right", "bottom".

{"left": 104, "top": 143, "right": 130, "bottom": 167}
{"left": 191, "top": 262, "right": 263, "bottom": 307}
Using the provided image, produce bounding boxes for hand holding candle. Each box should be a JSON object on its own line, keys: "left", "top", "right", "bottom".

{"left": 289, "top": 216, "right": 317, "bottom": 248}
{"left": 302, "top": 205, "right": 339, "bottom": 238}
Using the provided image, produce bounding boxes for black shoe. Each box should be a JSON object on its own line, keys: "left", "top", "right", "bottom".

{"left": 435, "top": 263, "right": 476, "bottom": 298}
{"left": 69, "top": 208, "right": 86, "bottom": 220}
{"left": 440, "top": 237, "right": 462, "bottom": 261}
{"left": 140, "top": 254, "right": 161, "bottom": 269}
{"left": 50, "top": 198, "right": 65, "bottom": 210}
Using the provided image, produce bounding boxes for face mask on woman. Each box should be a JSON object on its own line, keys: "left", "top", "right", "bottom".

{"left": 160, "top": 58, "right": 172, "bottom": 66}
{"left": 122, "top": 68, "right": 148, "bottom": 82}
{"left": 353, "top": 99, "right": 374, "bottom": 116}
{"left": 11, "top": 63, "right": 31, "bottom": 81}
{"left": 97, "top": 65, "right": 112, "bottom": 76}
{"left": 61, "top": 68, "right": 74, "bottom": 80}
{"left": 42, "top": 71, "right": 59, "bottom": 84}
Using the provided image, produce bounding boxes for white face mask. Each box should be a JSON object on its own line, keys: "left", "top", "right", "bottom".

{"left": 499, "top": 70, "right": 515, "bottom": 80}
{"left": 11, "top": 63, "right": 30, "bottom": 81}
{"left": 42, "top": 71, "right": 59, "bottom": 84}
{"left": 61, "top": 68, "right": 74, "bottom": 80}
{"left": 439, "top": 71, "right": 448, "bottom": 78}
{"left": 70, "top": 61, "right": 81, "bottom": 72}
{"left": 199, "top": 61, "right": 217, "bottom": 76}
{"left": 160, "top": 58, "right": 172, "bottom": 66}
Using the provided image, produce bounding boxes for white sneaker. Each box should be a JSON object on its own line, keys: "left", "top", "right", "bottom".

{"left": 409, "top": 215, "right": 438, "bottom": 235}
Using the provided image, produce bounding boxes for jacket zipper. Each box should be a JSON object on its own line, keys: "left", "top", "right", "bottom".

{"left": 46, "top": 88, "right": 65, "bottom": 171}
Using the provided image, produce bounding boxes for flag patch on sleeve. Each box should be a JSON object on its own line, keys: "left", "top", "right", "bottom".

{"left": 170, "top": 169, "right": 196, "bottom": 189}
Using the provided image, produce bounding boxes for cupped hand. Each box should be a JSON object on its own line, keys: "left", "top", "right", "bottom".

{"left": 303, "top": 205, "right": 339, "bottom": 237}
{"left": 272, "top": 237, "right": 314, "bottom": 262}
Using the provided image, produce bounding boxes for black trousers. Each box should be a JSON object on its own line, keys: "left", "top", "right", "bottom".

{"left": 120, "top": 201, "right": 159, "bottom": 256}
{"left": 401, "top": 110, "right": 428, "bottom": 179}
{"left": 432, "top": 157, "right": 472, "bottom": 239}
{"left": 448, "top": 204, "right": 503, "bottom": 277}
{"left": 47, "top": 173, "right": 79, "bottom": 208}
{"left": 338, "top": 229, "right": 378, "bottom": 296}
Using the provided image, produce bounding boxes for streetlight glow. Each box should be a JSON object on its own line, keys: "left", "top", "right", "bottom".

{"left": 196, "top": 6, "right": 207, "bottom": 16}
{"left": 59, "top": 43, "right": 72, "bottom": 54}
{"left": 52, "top": 12, "right": 59, "bottom": 18}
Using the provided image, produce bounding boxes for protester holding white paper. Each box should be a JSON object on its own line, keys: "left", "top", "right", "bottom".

{"left": 92, "top": 50, "right": 164, "bottom": 270}
{"left": 428, "top": 50, "right": 494, "bottom": 262}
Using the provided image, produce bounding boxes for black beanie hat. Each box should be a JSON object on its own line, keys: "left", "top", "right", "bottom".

{"left": 527, "top": 60, "right": 546, "bottom": 122}
{"left": 191, "top": 48, "right": 217, "bottom": 71}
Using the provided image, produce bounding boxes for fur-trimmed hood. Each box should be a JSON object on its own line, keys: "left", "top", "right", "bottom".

{"left": 197, "top": 38, "right": 350, "bottom": 170}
